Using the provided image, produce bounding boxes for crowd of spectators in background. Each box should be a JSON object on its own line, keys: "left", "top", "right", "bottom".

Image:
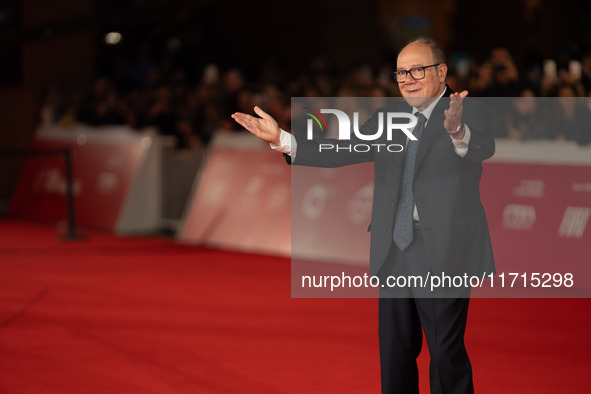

{"left": 39, "top": 42, "right": 591, "bottom": 148}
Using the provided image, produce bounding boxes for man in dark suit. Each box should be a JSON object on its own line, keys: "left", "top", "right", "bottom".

{"left": 233, "top": 38, "right": 495, "bottom": 394}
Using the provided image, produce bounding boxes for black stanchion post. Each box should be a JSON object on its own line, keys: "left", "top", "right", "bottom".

{"left": 62, "top": 148, "right": 83, "bottom": 240}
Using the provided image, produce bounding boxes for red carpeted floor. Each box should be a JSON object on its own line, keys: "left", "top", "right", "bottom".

{"left": 0, "top": 221, "right": 589, "bottom": 393}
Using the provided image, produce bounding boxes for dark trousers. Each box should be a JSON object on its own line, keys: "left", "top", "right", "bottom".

{"left": 378, "top": 227, "right": 474, "bottom": 394}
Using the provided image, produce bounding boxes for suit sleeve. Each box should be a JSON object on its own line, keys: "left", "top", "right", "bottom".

{"left": 286, "top": 109, "right": 384, "bottom": 168}
{"left": 461, "top": 99, "right": 496, "bottom": 163}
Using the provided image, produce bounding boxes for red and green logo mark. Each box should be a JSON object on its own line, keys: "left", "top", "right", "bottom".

{"left": 303, "top": 107, "right": 328, "bottom": 132}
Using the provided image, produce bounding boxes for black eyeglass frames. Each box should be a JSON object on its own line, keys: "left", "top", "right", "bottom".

{"left": 392, "top": 63, "right": 442, "bottom": 83}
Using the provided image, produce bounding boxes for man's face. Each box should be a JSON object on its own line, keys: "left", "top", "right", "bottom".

{"left": 396, "top": 43, "right": 447, "bottom": 110}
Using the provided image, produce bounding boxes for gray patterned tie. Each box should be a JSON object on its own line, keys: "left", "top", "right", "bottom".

{"left": 393, "top": 112, "right": 426, "bottom": 251}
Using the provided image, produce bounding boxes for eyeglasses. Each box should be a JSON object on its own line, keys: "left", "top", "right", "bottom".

{"left": 392, "top": 64, "right": 441, "bottom": 83}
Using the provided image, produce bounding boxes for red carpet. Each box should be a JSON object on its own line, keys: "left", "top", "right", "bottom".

{"left": 0, "top": 221, "right": 589, "bottom": 393}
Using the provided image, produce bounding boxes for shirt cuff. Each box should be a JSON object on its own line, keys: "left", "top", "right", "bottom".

{"left": 451, "top": 123, "right": 471, "bottom": 157}
{"left": 270, "top": 129, "right": 297, "bottom": 159}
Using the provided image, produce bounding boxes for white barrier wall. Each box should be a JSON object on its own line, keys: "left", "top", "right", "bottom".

{"left": 8, "top": 124, "right": 175, "bottom": 234}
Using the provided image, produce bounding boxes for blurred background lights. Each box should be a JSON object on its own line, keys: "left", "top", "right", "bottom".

{"left": 105, "top": 32, "right": 122, "bottom": 45}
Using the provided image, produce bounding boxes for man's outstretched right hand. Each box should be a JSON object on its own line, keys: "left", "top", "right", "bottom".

{"left": 232, "top": 106, "right": 281, "bottom": 146}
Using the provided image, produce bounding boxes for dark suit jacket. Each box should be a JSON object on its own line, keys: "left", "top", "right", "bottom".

{"left": 290, "top": 88, "right": 495, "bottom": 277}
